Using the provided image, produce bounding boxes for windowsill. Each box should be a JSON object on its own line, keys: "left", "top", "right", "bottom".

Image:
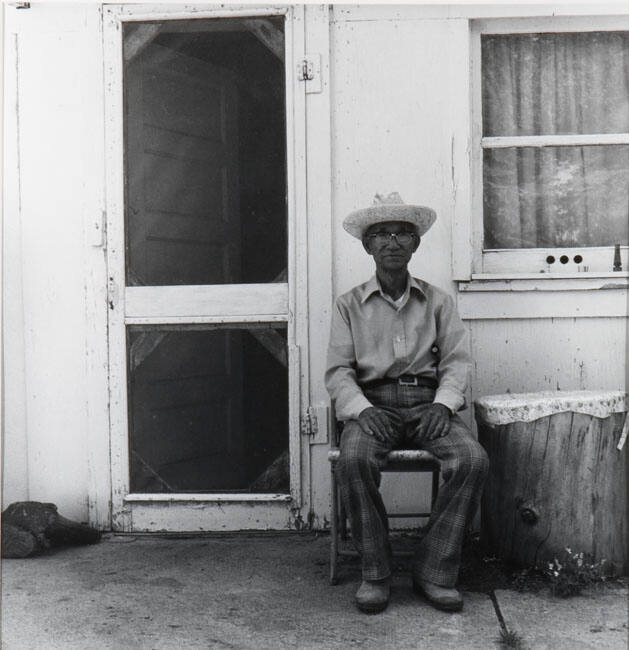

{"left": 459, "top": 272, "right": 629, "bottom": 292}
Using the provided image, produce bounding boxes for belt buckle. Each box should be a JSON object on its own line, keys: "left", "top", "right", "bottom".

{"left": 398, "top": 375, "right": 418, "bottom": 386}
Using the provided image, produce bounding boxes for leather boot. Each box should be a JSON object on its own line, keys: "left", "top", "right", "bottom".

{"left": 355, "top": 578, "right": 390, "bottom": 613}
{"left": 412, "top": 578, "right": 463, "bottom": 612}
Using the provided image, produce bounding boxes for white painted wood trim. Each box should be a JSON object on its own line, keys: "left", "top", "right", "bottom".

{"left": 1, "top": 6, "right": 6, "bottom": 510}
{"left": 125, "top": 315, "right": 289, "bottom": 325}
{"left": 128, "top": 500, "right": 297, "bottom": 532}
{"left": 333, "top": 6, "right": 629, "bottom": 23}
{"left": 288, "top": 342, "right": 302, "bottom": 505}
{"left": 125, "top": 493, "right": 292, "bottom": 502}
{"left": 297, "top": 5, "right": 334, "bottom": 527}
{"left": 112, "top": 7, "right": 289, "bottom": 22}
{"left": 458, "top": 288, "right": 628, "bottom": 319}
{"left": 286, "top": 4, "right": 307, "bottom": 509}
{"left": 482, "top": 247, "right": 629, "bottom": 275}
{"left": 83, "top": 5, "right": 112, "bottom": 530}
{"left": 482, "top": 134, "right": 629, "bottom": 148}
{"left": 2, "top": 8, "right": 30, "bottom": 507}
{"left": 0, "top": 3, "right": 4, "bottom": 511}
{"left": 460, "top": 274, "right": 629, "bottom": 292}
{"left": 469, "top": 21, "right": 484, "bottom": 276}
{"left": 304, "top": 3, "right": 333, "bottom": 443}
{"left": 104, "top": 5, "right": 132, "bottom": 531}
{"left": 449, "top": 19, "right": 473, "bottom": 282}
{"left": 474, "top": 15, "right": 629, "bottom": 35}
{"left": 125, "top": 284, "right": 288, "bottom": 320}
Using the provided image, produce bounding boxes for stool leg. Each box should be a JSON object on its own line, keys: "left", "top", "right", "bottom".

{"left": 330, "top": 463, "right": 339, "bottom": 585}
{"left": 431, "top": 468, "right": 440, "bottom": 508}
{"left": 339, "top": 497, "right": 348, "bottom": 541}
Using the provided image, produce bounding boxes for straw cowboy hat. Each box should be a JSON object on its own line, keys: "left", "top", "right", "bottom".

{"left": 343, "top": 192, "right": 436, "bottom": 240}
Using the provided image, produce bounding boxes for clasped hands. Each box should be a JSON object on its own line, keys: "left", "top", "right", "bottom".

{"left": 357, "top": 404, "right": 451, "bottom": 444}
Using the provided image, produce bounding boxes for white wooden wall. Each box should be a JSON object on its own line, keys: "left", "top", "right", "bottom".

{"left": 3, "top": 3, "right": 109, "bottom": 524}
{"left": 3, "top": 2, "right": 627, "bottom": 528}
{"left": 308, "top": 3, "right": 629, "bottom": 523}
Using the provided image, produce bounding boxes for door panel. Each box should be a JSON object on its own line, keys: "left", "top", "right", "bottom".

{"left": 127, "top": 325, "right": 288, "bottom": 493}
{"left": 123, "top": 20, "right": 287, "bottom": 287}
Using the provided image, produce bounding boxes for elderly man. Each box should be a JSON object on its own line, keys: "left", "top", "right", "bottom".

{"left": 325, "top": 193, "right": 488, "bottom": 614}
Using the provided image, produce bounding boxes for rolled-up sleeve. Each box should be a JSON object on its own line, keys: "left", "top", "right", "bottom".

{"left": 433, "top": 294, "right": 471, "bottom": 413}
{"left": 325, "top": 299, "right": 373, "bottom": 421}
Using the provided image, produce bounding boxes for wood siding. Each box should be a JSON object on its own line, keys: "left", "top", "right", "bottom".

{"left": 3, "top": 3, "right": 627, "bottom": 529}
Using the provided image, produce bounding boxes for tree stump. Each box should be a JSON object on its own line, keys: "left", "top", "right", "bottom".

{"left": 475, "top": 390, "right": 628, "bottom": 576}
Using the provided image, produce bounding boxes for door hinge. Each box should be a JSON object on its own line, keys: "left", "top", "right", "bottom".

{"left": 300, "top": 406, "right": 318, "bottom": 437}
{"left": 300, "top": 404, "right": 329, "bottom": 444}
{"left": 297, "top": 54, "right": 322, "bottom": 94}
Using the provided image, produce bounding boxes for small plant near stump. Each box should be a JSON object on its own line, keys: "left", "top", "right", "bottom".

{"left": 497, "top": 627, "right": 525, "bottom": 649}
{"left": 545, "top": 548, "right": 606, "bottom": 597}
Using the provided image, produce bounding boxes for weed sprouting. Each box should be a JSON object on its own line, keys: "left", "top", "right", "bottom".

{"left": 545, "top": 548, "right": 607, "bottom": 597}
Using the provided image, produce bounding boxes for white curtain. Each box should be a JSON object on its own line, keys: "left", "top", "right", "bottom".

{"left": 482, "top": 32, "right": 629, "bottom": 249}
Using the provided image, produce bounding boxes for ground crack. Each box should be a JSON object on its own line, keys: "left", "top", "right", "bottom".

{"left": 489, "top": 590, "right": 508, "bottom": 633}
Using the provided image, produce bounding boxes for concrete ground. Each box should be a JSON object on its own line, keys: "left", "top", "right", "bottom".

{"left": 1, "top": 533, "right": 627, "bottom": 649}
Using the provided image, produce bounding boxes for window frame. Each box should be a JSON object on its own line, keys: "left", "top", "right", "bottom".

{"left": 469, "top": 16, "right": 629, "bottom": 279}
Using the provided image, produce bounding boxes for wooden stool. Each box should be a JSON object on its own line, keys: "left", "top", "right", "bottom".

{"left": 328, "top": 444, "right": 440, "bottom": 585}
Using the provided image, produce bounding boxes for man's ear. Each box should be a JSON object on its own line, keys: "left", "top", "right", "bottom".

{"left": 362, "top": 236, "right": 374, "bottom": 255}
{"left": 412, "top": 236, "right": 421, "bottom": 253}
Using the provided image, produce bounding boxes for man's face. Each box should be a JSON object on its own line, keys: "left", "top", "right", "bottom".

{"left": 363, "top": 221, "right": 420, "bottom": 273}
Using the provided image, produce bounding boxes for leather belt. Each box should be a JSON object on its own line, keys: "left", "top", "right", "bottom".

{"left": 361, "top": 375, "right": 438, "bottom": 390}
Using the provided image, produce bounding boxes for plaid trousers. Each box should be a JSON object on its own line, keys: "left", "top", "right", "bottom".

{"left": 336, "top": 384, "right": 489, "bottom": 586}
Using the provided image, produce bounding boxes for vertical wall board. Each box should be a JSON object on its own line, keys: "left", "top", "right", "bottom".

{"left": 82, "top": 6, "right": 111, "bottom": 530}
{"left": 2, "top": 8, "right": 29, "bottom": 507}
{"left": 303, "top": 4, "right": 334, "bottom": 523}
{"left": 330, "top": 13, "right": 459, "bottom": 297}
{"left": 469, "top": 317, "right": 628, "bottom": 408}
{"left": 447, "top": 19, "right": 474, "bottom": 282}
{"left": 10, "top": 5, "right": 101, "bottom": 521}
{"left": 304, "top": 4, "right": 333, "bottom": 411}
{"left": 287, "top": 3, "right": 307, "bottom": 511}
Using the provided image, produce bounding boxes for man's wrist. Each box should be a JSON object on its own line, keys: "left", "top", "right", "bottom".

{"left": 433, "top": 402, "right": 453, "bottom": 416}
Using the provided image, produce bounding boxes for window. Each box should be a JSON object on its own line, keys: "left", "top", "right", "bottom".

{"left": 472, "top": 19, "right": 629, "bottom": 276}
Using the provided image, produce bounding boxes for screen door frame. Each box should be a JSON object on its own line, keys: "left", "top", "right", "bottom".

{"left": 103, "top": 4, "right": 308, "bottom": 532}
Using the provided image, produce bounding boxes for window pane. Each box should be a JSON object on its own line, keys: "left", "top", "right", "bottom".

{"left": 127, "top": 325, "right": 289, "bottom": 493}
{"left": 482, "top": 32, "right": 629, "bottom": 137}
{"left": 123, "top": 18, "right": 287, "bottom": 286}
{"left": 484, "top": 145, "right": 629, "bottom": 249}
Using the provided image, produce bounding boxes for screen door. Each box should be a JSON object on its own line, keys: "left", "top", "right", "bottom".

{"left": 105, "top": 9, "right": 304, "bottom": 531}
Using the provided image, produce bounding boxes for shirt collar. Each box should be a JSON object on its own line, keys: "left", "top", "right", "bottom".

{"left": 360, "top": 273, "right": 426, "bottom": 304}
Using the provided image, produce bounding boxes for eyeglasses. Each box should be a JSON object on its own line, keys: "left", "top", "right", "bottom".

{"left": 366, "top": 231, "right": 417, "bottom": 247}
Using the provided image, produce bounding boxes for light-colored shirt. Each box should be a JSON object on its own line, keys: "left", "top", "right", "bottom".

{"left": 325, "top": 274, "right": 471, "bottom": 421}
